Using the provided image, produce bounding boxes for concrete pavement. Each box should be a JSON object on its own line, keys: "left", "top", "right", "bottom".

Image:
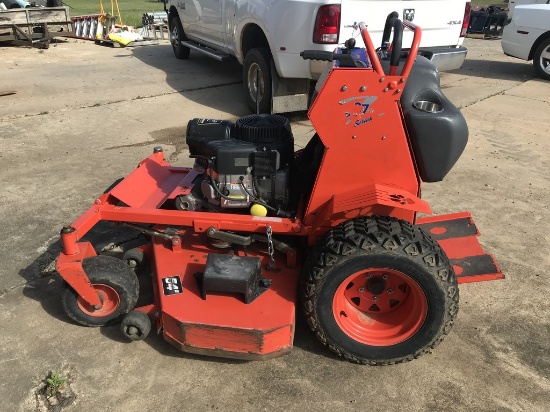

{"left": 0, "top": 37, "right": 549, "bottom": 411}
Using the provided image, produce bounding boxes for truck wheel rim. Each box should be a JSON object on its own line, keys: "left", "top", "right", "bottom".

{"left": 247, "top": 63, "right": 264, "bottom": 103}
{"left": 170, "top": 26, "right": 178, "bottom": 45}
{"left": 77, "top": 284, "right": 120, "bottom": 317}
{"left": 332, "top": 268, "right": 428, "bottom": 346}
{"left": 540, "top": 46, "right": 550, "bottom": 75}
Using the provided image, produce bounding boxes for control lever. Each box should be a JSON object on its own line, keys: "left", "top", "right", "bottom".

{"left": 343, "top": 38, "right": 355, "bottom": 53}
{"left": 300, "top": 50, "right": 357, "bottom": 67}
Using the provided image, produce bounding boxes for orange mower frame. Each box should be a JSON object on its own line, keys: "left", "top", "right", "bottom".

{"left": 55, "top": 15, "right": 503, "bottom": 364}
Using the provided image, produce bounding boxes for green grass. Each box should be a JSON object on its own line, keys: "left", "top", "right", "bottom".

{"left": 63, "top": 0, "right": 166, "bottom": 28}
{"left": 45, "top": 370, "right": 65, "bottom": 398}
{"left": 63, "top": 0, "right": 505, "bottom": 28}
{"left": 471, "top": 0, "right": 508, "bottom": 7}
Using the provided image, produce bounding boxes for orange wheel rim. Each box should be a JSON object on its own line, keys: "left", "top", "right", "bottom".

{"left": 332, "top": 268, "right": 427, "bottom": 346}
{"left": 77, "top": 284, "right": 120, "bottom": 317}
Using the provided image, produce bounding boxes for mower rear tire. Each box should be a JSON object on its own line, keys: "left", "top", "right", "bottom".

{"left": 121, "top": 310, "right": 151, "bottom": 341}
{"left": 301, "top": 216, "right": 458, "bottom": 365}
{"left": 61, "top": 255, "right": 139, "bottom": 327}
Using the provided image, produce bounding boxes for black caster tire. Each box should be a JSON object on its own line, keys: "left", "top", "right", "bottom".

{"left": 121, "top": 310, "right": 151, "bottom": 341}
{"left": 122, "top": 248, "right": 147, "bottom": 271}
{"left": 301, "top": 216, "right": 458, "bottom": 365}
{"left": 61, "top": 255, "right": 139, "bottom": 327}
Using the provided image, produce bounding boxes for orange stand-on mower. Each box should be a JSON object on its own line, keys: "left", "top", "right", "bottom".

{"left": 55, "top": 14, "right": 503, "bottom": 365}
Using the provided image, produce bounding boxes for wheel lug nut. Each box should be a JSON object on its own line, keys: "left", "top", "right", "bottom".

{"left": 387, "top": 289, "right": 393, "bottom": 294}
{"left": 372, "top": 296, "right": 378, "bottom": 302}
{"left": 358, "top": 287, "right": 365, "bottom": 292}
{"left": 383, "top": 274, "right": 388, "bottom": 280}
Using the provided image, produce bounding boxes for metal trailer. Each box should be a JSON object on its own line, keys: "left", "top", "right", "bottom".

{"left": 0, "top": 6, "right": 73, "bottom": 48}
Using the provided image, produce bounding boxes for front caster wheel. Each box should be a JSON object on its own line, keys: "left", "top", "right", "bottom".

{"left": 301, "top": 216, "right": 458, "bottom": 365}
{"left": 61, "top": 255, "right": 139, "bottom": 327}
{"left": 121, "top": 310, "right": 151, "bottom": 341}
{"left": 122, "top": 247, "right": 147, "bottom": 272}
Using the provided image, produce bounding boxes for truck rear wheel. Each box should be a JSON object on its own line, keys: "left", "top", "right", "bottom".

{"left": 243, "top": 48, "right": 272, "bottom": 114}
{"left": 171, "top": 16, "right": 190, "bottom": 60}
{"left": 301, "top": 216, "right": 459, "bottom": 365}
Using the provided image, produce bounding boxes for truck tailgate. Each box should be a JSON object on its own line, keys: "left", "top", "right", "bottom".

{"left": 340, "top": 0, "right": 467, "bottom": 48}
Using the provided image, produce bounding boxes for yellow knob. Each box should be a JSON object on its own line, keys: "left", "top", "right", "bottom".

{"left": 250, "top": 203, "right": 268, "bottom": 217}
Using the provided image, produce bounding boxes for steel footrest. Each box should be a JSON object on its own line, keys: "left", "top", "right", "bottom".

{"left": 417, "top": 212, "right": 504, "bottom": 284}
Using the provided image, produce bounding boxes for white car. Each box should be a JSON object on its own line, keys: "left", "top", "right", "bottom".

{"left": 501, "top": 4, "right": 550, "bottom": 80}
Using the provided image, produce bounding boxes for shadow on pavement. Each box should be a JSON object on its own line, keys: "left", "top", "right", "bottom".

{"left": 131, "top": 43, "right": 248, "bottom": 116}
{"left": 447, "top": 56, "right": 535, "bottom": 82}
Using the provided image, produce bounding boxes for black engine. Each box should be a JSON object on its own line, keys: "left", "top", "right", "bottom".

{"left": 180, "top": 114, "right": 295, "bottom": 216}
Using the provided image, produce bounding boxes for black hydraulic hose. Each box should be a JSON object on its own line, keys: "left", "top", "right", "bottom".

{"left": 382, "top": 11, "right": 399, "bottom": 46}
{"left": 240, "top": 176, "right": 263, "bottom": 202}
{"left": 239, "top": 177, "right": 292, "bottom": 218}
{"left": 239, "top": 176, "right": 261, "bottom": 203}
{"left": 388, "top": 18, "right": 403, "bottom": 68}
{"left": 380, "top": 12, "right": 404, "bottom": 69}
{"left": 209, "top": 161, "right": 235, "bottom": 202}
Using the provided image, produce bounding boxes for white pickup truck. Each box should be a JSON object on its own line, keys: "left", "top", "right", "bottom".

{"left": 165, "top": 0, "right": 472, "bottom": 113}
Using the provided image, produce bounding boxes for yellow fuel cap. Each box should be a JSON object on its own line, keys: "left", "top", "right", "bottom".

{"left": 250, "top": 203, "right": 268, "bottom": 217}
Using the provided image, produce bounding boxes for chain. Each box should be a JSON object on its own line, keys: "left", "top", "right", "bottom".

{"left": 266, "top": 225, "right": 276, "bottom": 269}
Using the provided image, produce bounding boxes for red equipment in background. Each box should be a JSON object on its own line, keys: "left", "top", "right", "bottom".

{"left": 55, "top": 13, "right": 503, "bottom": 365}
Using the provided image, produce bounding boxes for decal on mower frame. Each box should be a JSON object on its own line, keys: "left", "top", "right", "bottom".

{"left": 339, "top": 96, "right": 377, "bottom": 127}
{"left": 163, "top": 276, "right": 183, "bottom": 295}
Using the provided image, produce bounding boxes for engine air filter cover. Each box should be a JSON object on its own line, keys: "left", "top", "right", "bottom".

{"left": 235, "top": 114, "right": 294, "bottom": 166}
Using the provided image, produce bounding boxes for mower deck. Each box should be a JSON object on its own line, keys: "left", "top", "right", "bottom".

{"left": 150, "top": 231, "right": 299, "bottom": 359}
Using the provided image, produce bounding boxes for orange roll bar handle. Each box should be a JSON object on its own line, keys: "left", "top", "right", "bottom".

{"left": 401, "top": 20, "right": 422, "bottom": 78}
{"left": 359, "top": 16, "right": 422, "bottom": 79}
{"left": 359, "top": 22, "right": 384, "bottom": 76}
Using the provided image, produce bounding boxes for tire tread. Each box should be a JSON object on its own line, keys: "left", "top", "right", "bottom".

{"left": 301, "top": 216, "right": 459, "bottom": 365}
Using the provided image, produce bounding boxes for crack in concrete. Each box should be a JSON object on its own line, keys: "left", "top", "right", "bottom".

{"left": 1, "top": 251, "right": 57, "bottom": 298}
{"left": 504, "top": 93, "right": 550, "bottom": 107}
{"left": 460, "top": 90, "right": 506, "bottom": 109}
{"left": 0, "top": 279, "right": 35, "bottom": 298}
{"left": 462, "top": 85, "right": 550, "bottom": 109}
{"left": 0, "top": 81, "right": 242, "bottom": 123}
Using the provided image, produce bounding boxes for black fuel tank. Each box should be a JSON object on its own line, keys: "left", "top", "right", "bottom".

{"left": 400, "top": 57, "right": 468, "bottom": 182}
{"left": 186, "top": 118, "right": 234, "bottom": 156}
